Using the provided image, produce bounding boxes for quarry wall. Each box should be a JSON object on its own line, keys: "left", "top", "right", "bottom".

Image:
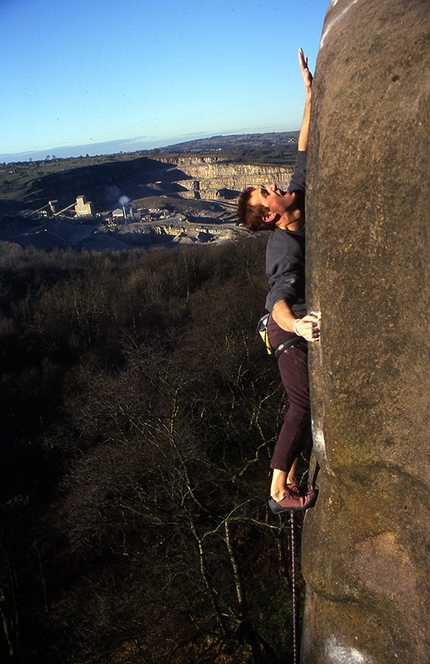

{"left": 158, "top": 156, "right": 294, "bottom": 200}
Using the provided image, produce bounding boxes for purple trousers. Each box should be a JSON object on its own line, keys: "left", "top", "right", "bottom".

{"left": 268, "top": 315, "right": 311, "bottom": 473}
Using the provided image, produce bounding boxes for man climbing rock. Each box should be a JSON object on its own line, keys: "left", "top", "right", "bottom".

{"left": 237, "top": 48, "right": 319, "bottom": 514}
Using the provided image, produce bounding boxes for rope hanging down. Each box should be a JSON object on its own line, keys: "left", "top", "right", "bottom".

{"left": 290, "top": 510, "right": 298, "bottom": 664}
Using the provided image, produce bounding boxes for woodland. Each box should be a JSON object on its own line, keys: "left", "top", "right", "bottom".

{"left": 0, "top": 237, "right": 306, "bottom": 664}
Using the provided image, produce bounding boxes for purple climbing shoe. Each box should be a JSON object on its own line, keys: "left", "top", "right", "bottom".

{"left": 268, "top": 486, "right": 318, "bottom": 514}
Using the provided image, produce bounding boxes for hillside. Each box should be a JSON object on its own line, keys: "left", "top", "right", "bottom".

{"left": 0, "top": 237, "right": 303, "bottom": 663}
{"left": 0, "top": 133, "right": 297, "bottom": 251}
{"left": 0, "top": 132, "right": 298, "bottom": 214}
{"left": 157, "top": 130, "right": 299, "bottom": 161}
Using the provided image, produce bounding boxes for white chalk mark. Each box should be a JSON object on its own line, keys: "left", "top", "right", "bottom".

{"left": 312, "top": 423, "right": 327, "bottom": 462}
{"left": 320, "top": 0, "right": 361, "bottom": 48}
{"left": 325, "top": 636, "right": 374, "bottom": 663}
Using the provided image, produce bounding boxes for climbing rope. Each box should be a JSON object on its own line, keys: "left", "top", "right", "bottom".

{"left": 290, "top": 510, "right": 298, "bottom": 664}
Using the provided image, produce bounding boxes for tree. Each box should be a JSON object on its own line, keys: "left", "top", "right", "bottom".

{"left": 0, "top": 238, "right": 304, "bottom": 663}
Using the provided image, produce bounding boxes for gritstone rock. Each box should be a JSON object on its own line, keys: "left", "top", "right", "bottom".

{"left": 302, "top": 0, "right": 430, "bottom": 662}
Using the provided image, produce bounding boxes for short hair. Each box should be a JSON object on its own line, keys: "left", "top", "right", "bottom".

{"left": 237, "top": 187, "right": 271, "bottom": 232}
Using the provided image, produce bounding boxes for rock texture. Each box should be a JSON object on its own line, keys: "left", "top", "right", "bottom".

{"left": 303, "top": 0, "right": 430, "bottom": 662}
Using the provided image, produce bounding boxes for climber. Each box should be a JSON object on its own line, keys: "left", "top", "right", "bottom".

{"left": 237, "top": 48, "right": 319, "bottom": 514}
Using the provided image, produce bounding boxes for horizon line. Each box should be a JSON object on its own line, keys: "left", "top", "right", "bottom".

{"left": 0, "top": 128, "right": 300, "bottom": 164}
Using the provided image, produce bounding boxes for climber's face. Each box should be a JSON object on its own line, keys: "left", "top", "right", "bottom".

{"left": 250, "top": 183, "right": 296, "bottom": 221}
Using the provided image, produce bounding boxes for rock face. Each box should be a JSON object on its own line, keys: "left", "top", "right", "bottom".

{"left": 303, "top": 0, "right": 430, "bottom": 662}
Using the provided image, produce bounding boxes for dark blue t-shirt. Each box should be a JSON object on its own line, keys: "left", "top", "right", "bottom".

{"left": 265, "top": 151, "right": 307, "bottom": 317}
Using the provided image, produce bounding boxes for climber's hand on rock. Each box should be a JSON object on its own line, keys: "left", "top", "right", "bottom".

{"left": 294, "top": 314, "right": 320, "bottom": 342}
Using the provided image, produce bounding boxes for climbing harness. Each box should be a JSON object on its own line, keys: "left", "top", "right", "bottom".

{"left": 290, "top": 510, "right": 298, "bottom": 664}
{"left": 257, "top": 314, "right": 301, "bottom": 360}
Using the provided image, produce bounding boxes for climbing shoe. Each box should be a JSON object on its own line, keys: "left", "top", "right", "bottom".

{"left": 286, "top": 481, "right": 304, "bottom": 497}
{"left": 268, "top": 487, "right": 318, "bottom": 514}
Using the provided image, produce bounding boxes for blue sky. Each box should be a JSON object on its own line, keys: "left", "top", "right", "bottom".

{"left": 0, "top": 0, "right": 329, "bottom": 161}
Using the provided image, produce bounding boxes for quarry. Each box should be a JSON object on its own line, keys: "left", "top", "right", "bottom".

{"left": 0, "top": 150, "right": 295, "bottom": 251}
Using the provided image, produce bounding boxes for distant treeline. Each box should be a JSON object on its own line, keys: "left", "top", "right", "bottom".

{"left": 156, "top": 132, "right": 299, "bottom": 165}
{"left": 0, "top": 239, "right": 305, "bottom": 663}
